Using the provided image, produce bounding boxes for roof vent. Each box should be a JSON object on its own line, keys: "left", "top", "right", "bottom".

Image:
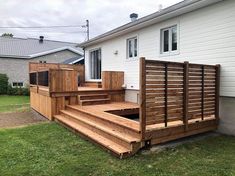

{"left": 158, "top": 4, "right": 163, "bottom": 11}
{"left": 39, "top": 36, "right": 44, "bottom": 43}
{"left": 130, "top": 13, "right": 138, "bottom": 22}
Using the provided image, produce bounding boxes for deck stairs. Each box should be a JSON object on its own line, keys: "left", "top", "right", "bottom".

{"left": 54, "top": 103, "right": 142, "bottom": 158}
{"left": 82, "top": 82, "right": 102, "bottom": 88}
{"left": 78, "top": 93, "right": 111, "bottom": 106}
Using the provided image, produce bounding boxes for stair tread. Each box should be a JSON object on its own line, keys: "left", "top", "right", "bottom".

{"left": 67, "top": 105, "right": 140, "bottom": 132}
{"left": 79, "top": 94, "right": 108, "bottom": 97}
{"left": 55, "top": 115, "right": 131, "bottom": 155}
{"left": 60, "top": 109, "right": 140, "bottom": 143}
{"left": 80, "top": 98, "right": 110, "bottom": 102}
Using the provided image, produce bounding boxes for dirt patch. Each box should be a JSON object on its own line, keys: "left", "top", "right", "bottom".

{"left": 0, "top": 110, "right": 48, "bottom": 128}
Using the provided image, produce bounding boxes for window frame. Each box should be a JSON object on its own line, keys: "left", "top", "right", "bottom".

{"left": 126, "top": 36, "right": 138, "bottom": 60}
{"left": 160, "top": 25, "right": 179, "bottom": 55}
{"left": 89, "top": 48, "right": 102, "bottom": 81}
{"left": 12, "top": 82, "right": 24, "bottom": 88}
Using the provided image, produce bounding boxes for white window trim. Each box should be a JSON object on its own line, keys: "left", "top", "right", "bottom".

{"left": 160, "top": 25, "right": 180, "bottom": 57}
{"left": 88, "top": 48, "right": 102, "bottom": 81}
{"left": 12, "top": 82, "right": 24, "bottom": 88}
{"left": 126, "top": 36, "right": 138, "bottom": 60}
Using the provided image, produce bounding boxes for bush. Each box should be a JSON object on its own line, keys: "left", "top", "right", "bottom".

{"left": 0, "top": 74, "right": 9, "bottom": 94}
{"left": 7, "top": 85, "right": 29, "bottom": 96}
{"left": 0, "top": 73, "right": 29, "bottom": 96}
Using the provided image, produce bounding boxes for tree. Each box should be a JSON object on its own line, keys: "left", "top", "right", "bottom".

{"left": 1, "top": 33, "right": 13, "bottom": 37}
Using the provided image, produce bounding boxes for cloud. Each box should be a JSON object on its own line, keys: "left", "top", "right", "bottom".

{"left": 0, "top": 0, "right": 183, "bottom": 43}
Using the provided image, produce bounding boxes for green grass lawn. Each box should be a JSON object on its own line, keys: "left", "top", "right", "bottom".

{"left": 0, "top": 95, "right": 30, "bottom": 113}
{"left": 0, "top": 123, "right": 234, "bottom": 176}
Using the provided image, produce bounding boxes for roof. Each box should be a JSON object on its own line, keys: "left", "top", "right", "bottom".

{"left": 79, "top": 0, "right": 224, "bottom": 47}
{"left": 62, "top": 56, "right": 84, "bottom": 64}
{"left": 0, "top": 36, "right": 83, "bottom": 59}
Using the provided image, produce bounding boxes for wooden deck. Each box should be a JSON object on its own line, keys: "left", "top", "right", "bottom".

{"left": 29, "top": 61, "right": 220, "bottom": 158}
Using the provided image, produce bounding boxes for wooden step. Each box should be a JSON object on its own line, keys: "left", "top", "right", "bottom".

{"left": 60, "top": 110, "right": 140, "bottom": 145}
{"left": 66, "top": 105, "right": 140, "bottom": 134}
{"left": 80, "top": 98, "right": 110, "bottom": 106}
{"left": 79, "top": 94, "right": 109, "bottom": 100}
{"left": 55, "top": 114, "right": 131, "bottom": 158}
{"left": 82, "top": 82, "right": 102, "bottom": 88}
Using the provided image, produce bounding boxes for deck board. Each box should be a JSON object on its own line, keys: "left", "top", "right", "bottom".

{"left": 69, "top": 102, "right": 140, "bottom": 132}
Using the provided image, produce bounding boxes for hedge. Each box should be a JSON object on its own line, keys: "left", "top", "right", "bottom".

{"left": 0, "top": 74, "right": 9, "bottom": 94}
{"left": 0, "top": 73, "right": 29, "bottom": 96}
{"left": 7, "top": 85, "right": 29, "bottom": 96}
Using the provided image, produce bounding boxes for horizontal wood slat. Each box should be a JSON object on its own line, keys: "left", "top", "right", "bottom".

{"left": 140, "top": 58, "right": 219, "bottom": 131}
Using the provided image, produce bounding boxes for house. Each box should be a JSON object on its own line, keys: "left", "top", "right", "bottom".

{"left": 79, "top": 0, "right": 235, "bottom": 136}
{"left": 28, "top": 0, "right": 231, "bottom": 158}
{"left": 0, "top": 36, "right": 84, "bottom": 87}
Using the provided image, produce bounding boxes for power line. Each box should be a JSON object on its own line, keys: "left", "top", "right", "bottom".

{"left": 0, "top": 25, "right": 86, "bottom": 29}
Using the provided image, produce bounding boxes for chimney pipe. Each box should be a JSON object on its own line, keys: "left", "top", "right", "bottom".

{"left": 158, "top": 4, "right": 163, "bottom": 11}
{"left": 130, "top": 13, "right": 138, "bottom": 22}
{"left": 39, "top": 36, "right": 44, "bottom": 43}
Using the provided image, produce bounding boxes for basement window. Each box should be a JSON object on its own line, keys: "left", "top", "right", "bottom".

{"left": 161, "top": 25, "right": 178, "bottom": 54}
{"left": 12, "top": 82, "right": 23, "bottom": 87}
{"left": 127, "top": 37, "right": 138, "bottom": 59}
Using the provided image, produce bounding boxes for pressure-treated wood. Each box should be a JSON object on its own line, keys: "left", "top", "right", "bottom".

{"left": 139, "top": 57, "right": 146, "bottom": 139}
{"left": 29, "top": 62, "right": 85, "bottom": 84}
{"left": 29, "top": 59, "right": 220, "bottom": 158}
{"left": 49, "top": 69, "right": 78, "bottom": 92}
{"left": 54, "top": 102, "right": 141, "bottom": 158}
{"left": 140, "top": 58, "right": 220, "bottom": 147}
{"left": 102, "top": 71, "right": 124, "bottom": 90}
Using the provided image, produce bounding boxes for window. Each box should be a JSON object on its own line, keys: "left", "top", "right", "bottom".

{"left": 127, "top": 37, "right": 138, "bottom": 59}
{"left": 89, "top": 48, "right": 101, "bottom": 79}
{"left": 12, "top": 82, "right": 23, "bottom": 87}
{"left": 161, "top": 25, "right": 178, "bottom": 54}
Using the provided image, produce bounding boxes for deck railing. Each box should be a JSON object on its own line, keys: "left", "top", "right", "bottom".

{"left": 29, "top": 62, "right": 85, "bottom": 93}
{"left": 139, "top": 57, "right": 220, "bottom": 138}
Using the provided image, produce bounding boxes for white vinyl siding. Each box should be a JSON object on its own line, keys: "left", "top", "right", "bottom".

{"left": 84, "top": 0, "right": 235, "bottom": 97}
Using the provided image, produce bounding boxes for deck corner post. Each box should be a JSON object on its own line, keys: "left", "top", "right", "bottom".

{"left": 164, "top": 63, "right": 168, "bottom": 127}
{"left": 215, "top": 64, "right": 221, "bottom": 124}
{"left": 139, "top": 57, "right": 146, "bottom": 139}
{"left": 183, "top": 61, "right": 189, "bottom": 131}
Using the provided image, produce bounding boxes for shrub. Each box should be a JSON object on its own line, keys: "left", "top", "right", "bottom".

{"left": 7, "top": 85, "right": 29, "bottom": 96}
{"left": 0, "top": 74, "right": 9, "bottom": 94}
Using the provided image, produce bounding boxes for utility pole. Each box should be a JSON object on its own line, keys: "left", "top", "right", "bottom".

{"left": 86, "top": 20, "right": 89, "bottom": 41}
{"left": 82, "top": 20, "right": 89, "bottom": 41}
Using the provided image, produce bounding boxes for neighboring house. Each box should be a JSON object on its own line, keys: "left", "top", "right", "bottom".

{"left": 0, "top": 36, "right": 84, "bottom": 87}
{"left": 80, "top": 0, "right": 235, "bottom": 135}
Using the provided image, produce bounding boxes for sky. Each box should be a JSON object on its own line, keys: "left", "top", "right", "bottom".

{"left": 0, "top": 0, "right": 183, "bottom": 43}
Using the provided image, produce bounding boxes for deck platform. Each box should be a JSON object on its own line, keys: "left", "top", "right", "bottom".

{"left": 29, "top": 61, "right": 219, "bottom": 158}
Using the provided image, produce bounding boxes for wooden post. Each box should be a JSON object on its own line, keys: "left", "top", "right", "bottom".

{"left": 201, "top": 65, "right": 205, "bottom": 120}
{"left": 183, "top": 61, "right": 189, "bottom": 131}
{"left": 139, "top": 57, "right": 146, "bottom": 139}
{"left": 164, "top": 63, "right": 168, "bottom": 127}
{"left": 215, "top": 64, "right": 221, "bottom": 124}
